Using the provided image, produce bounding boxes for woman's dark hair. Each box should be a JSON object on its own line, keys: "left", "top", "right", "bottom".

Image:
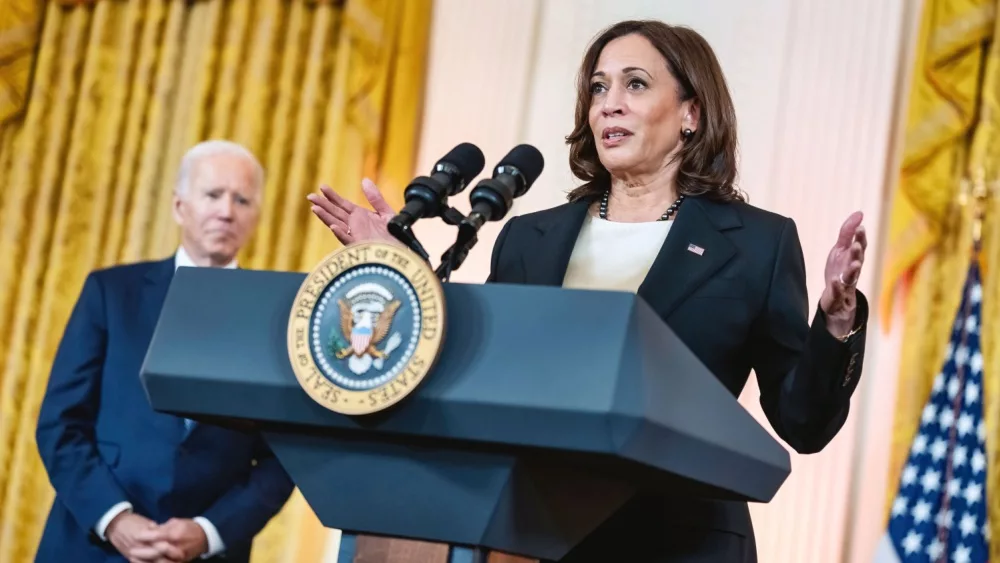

{"left": 566, "top": 20, "right": 745, "bottom": 203}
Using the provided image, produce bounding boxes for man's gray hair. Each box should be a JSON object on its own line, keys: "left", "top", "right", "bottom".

{"left": 174, "top": 140, "right": 265, "bottom": 200}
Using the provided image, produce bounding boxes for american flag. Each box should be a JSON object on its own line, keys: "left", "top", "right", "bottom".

{"left": 875, "top": 260, "right": 991, "bottom": 562}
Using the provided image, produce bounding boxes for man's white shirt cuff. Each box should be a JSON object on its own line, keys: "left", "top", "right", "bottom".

{"left": 194, "top": 516, "right": 226, "bottom": 558}
{"left": 95, "top": 501, "right": 133, "bottom": 540}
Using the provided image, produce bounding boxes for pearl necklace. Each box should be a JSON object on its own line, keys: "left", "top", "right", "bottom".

{"left": 599, "top": 191, "right": 685, "bottom": 221}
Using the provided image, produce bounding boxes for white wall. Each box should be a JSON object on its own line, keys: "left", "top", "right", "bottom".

{"left": 363, "top": 1, "right": 915, "bottom": 561}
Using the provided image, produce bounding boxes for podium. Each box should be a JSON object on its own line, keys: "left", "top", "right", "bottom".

{"left": 140, "top": 267, "right": 790, "bottom": 561}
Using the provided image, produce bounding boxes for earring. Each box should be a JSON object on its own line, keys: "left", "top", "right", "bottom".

{"left": 682, "top": 128, "right": 694, "bottom": 140}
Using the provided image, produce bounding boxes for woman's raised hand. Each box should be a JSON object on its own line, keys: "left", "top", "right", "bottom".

{"left": 307, "top": 178, "right": 397, "bottom": 246}
{"left": 819, "top": 211, "right": 867, "bottom": 337}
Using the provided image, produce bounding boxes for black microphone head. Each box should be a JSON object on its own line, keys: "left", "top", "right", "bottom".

{"left": 493, "top": 144, "right": 544, "bottom": 197}
{"left": 434, "top": 142, "right": 486, "bottom": 194}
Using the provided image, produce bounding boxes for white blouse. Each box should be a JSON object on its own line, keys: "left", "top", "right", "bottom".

{"left": 561, "top": 214, "right": 673, "bottom": 293}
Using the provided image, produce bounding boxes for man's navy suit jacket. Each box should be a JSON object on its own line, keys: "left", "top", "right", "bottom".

{"left": 35, "top": 257, "right": 294, "bottom": 562}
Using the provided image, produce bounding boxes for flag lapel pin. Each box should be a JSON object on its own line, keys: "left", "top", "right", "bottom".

{"left": 687, "top": 243, "right": 705, "bottom": 256}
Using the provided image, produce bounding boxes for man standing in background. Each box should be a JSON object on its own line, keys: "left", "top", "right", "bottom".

{"left": 34, "top": 140, "right": 294, "bottom": 562}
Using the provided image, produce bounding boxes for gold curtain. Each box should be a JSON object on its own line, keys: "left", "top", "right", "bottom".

{"left": 0, "top": 0, "right": 431, "bottom": 561}
{"left": 0, "top": 0, "right": 40, "bottom": 124}
{"left": 882, "top": 0, "right": 1000, "bottom": 557}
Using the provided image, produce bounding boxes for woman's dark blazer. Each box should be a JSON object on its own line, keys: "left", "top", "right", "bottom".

{"left": 485, "top": 195, "right": 868, "bottom": 563}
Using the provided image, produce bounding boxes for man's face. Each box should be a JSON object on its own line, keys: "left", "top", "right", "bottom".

{"left": 173, "top": 153, "right": 261, "bottom": 266}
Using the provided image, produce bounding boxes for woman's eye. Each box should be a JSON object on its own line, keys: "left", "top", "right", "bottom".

{"left": 590, "top": 82, "right": 607, "bottom": 94}
{"left": 627, "top": 78, "right": 647, "bottom": 90}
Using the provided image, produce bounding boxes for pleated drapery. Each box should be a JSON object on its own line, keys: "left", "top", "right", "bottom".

{"left": 881, "top": 1, "right": 1000, "bottom": 559}
{"left": 0, "top": 1, "right": 431, "bottom": 561}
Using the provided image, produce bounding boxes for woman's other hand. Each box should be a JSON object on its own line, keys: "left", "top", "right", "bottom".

{"left": 819, "top": 211, "right": 867, "bottom": 338}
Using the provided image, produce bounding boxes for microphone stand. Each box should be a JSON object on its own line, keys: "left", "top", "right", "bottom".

{"left": 387, "top": 222, "right": 430, "bottom": 262}
{"left": 388, "top": 205, "right": 473, "bottom": 283}
{"left": 435, "top": 222, "right": 479, "bottom": 282}
{"left": 433, "top": 207, "right": 477, "bottom": 282}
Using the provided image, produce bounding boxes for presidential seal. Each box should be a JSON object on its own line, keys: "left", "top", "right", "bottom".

{"left": 287, "top": 241, "right": 445, "bottom": 415}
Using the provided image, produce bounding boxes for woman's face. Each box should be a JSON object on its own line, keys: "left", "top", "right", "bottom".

{"left": 588, "top": 33, "right": 698, "bottom": 179}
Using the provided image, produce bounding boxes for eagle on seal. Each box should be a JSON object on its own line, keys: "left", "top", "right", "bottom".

{"left": 336, "top": 298, "right": 400, "bottom": 360}
{"left": 331, "top": 282, "right": 404, "bottom": 375}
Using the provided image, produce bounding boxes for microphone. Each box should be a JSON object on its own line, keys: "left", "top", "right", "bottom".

{"left": 434, "top": 144, "right": 544, "bottom": 280}
{"left": 388, "top": 143, "right": 485, "bottom": 235}
{"left": 462, "top": 144, "right": 545, "bottom": 234}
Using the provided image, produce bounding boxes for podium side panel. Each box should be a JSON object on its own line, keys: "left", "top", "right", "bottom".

{"left": 607, "top": 300, "right": 791, "bottom": 501}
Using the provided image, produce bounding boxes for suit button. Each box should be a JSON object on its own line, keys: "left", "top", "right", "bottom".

{"left": 251, "top": 458, "right": 258, "bottom": 467}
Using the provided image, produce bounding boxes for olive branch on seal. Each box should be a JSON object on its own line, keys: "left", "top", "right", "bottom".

{"left": 328, "top": 328, "right": 349, "bottom": 356}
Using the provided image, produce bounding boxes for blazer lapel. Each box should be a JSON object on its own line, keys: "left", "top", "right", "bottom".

{"left": 523, "top": 200, "right": 590, "bottom": 286}
{"left": 141, "top": 258, "right": 176, "bottom": 332}
{"left": 637, "top": 197, "right": 740, "bottom": 318}
{"left": 141, "top": 258, "right": 186, "bottom": 441}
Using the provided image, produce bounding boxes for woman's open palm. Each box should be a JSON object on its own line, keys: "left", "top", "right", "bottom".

{"left": 307, "top": 178, "right": 397, "bottom": 246}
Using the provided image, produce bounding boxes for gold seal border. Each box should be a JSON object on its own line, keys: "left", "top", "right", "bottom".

{"left": 286, "top": 241, "right": 446, "bottom": 415}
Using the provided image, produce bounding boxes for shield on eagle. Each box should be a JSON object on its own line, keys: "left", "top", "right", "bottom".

{"left": 351, "top": 325, "right": 373, "bottom": 355}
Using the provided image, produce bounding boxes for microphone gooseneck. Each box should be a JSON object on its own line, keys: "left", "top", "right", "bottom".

{"left": 435, "top": 144, "right": 545, "bottom": 280}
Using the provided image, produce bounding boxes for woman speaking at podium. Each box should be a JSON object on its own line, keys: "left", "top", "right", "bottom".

{"left": 308, "top": 19, "right": 868, "bottom": 563}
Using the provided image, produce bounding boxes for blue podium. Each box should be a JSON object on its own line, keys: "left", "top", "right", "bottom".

{"left": 140, "top": 267, "right": 790, "bottom": 561}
